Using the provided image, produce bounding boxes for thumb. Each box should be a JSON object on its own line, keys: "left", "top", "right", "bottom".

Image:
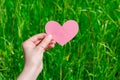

{"left": 36, "top": 34, "right": 52, "bottom": 52}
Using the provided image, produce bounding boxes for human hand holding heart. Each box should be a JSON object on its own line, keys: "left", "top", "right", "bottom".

{"left": 45, "top": 20, "right": 79, "bottom": 46}
{"left": 18, "top": 20, "right": 78, "bottom": 80}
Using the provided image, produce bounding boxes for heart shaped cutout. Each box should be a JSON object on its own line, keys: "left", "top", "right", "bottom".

{"left": 45, "top": 20, "right": 79, "bottom": 46}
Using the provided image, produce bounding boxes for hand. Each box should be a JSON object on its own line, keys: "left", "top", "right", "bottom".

{"left": 17, "top": 33, "right": 56, "bottom": 80}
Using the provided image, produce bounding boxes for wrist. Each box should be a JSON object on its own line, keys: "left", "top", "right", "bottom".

{"left": 18, "top": 65, "right": 38, "bottom": 80}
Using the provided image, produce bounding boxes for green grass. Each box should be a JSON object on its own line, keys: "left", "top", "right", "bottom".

{"left": 0, "top": 0, "right": 120, "bottom": 80}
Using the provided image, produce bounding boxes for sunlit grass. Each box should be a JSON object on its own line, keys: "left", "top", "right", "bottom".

{"left": 0, "top": 0, "right": 120, "bottom": 80}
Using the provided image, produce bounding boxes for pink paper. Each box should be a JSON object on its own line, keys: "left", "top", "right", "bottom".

{"left": 45, "top": 20, "right": 79, "bottom": 46}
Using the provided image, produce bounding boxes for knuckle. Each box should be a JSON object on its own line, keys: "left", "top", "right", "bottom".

{"left": 22, "top": 41, "right": 28, "bottom": 48}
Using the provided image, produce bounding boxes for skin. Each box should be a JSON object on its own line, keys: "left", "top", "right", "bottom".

{"left": 17, "top": 33, "right": 56, "bottom": 80}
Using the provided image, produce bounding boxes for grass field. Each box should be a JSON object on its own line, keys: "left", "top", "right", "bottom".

{"left": 0, "top": 0, "right": 120, "bottom": 80}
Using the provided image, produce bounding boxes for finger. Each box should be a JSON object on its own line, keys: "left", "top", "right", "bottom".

{"left": 48, "top": 40, "right": 56, "bottom": 45}
{"left": 36, "top": 35, "right": 53, "bottom": 52}
{"left": 48, "top": 43, "right": 55, "bottom": 48}
{"left": 45, "top": 43, "right": 55, "bottom": 50}
{"left": 48, "top": 41, "right": 56, "bottom": 47}
{"left": 34, "top": 37, "right": 55, "bottom": 46}
{"left": 51, "top": 40, "right": 56, "bottom": 44}
{"left": 45, "top": 41, "right": 56, "bottom": 50}
{"left": 28, "top": 33, "right": 47, "bottom": 42}
{"left": 34, "top": 40, "right": 42, "bottom": 46}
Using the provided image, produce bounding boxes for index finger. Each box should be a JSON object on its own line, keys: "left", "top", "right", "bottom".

{"left": 28, "top": 33, "right": 47, "bottom": 42}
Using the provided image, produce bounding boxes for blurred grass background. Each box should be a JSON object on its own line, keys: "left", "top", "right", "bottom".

{"left": 0, "top": 0, "right": 120, "bottom": 80}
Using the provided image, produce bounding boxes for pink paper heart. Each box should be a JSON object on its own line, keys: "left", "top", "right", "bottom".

{"left": 45, "top": 20, "right": 79, "bottom": 46}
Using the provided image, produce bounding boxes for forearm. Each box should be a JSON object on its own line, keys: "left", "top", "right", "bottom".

{"left": 17, "top": 65, "right": 38, "bottom": 80}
